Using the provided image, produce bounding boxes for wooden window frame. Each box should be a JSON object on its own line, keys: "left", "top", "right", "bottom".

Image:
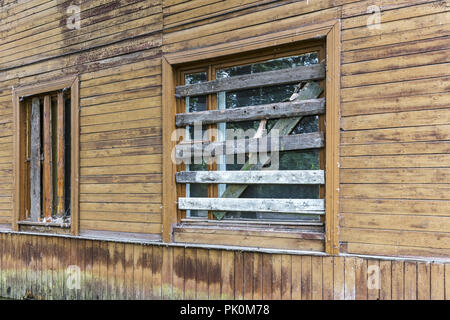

{"left": 12, "top": 75, "right": 80, "bottom": 235}
{"left": 162, "top": 21, "right": 340, "bottom": 254}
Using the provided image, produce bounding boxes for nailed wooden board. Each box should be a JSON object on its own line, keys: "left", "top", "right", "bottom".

{"left": 175, "top": 63, "right": 325, "bottom": 97}
{"left": 175, "top": 98, "right": 325, "bottom": 127}
{"left": 178, "top": 197, "right": 325, "bottom": 214}
{"left": 176, "top": 170, "right": 325, "bottom": 184}
{"left": 30, "top": 97, "right": 41, "bottom": 222}
{"left": 175, "top": 132, "right": 324, "bottom": 160}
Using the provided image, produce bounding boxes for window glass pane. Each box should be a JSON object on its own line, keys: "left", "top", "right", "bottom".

{"left": 216, "top": 52, "right": 321, "bottom": 221}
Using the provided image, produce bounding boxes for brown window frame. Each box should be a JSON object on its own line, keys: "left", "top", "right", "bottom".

{"left": 12, "top": 76, "right": 80, "bottom": 235}
{"left": 163, "top": 21, "right": 340, "bottom": 254}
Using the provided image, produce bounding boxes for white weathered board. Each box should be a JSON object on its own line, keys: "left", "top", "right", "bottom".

{"left": 176, "top": 170, "right": 325, "bottom": 184}
{"left": 178, "top": 197, "right": 325, "bottom": 214}
{"left": 30, "top": 97, "right": 41, "bottom": 222}
{"left": 175, "top": 132, "right": 324, "bottom": 160}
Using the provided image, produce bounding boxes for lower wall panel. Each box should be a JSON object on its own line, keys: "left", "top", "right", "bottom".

{"left": 0, "top": 232, "right": 449, "bottom": 300}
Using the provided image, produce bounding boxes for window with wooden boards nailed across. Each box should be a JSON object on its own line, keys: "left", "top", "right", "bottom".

{"left": 172, "top": 44, "right": 327, "bottom": 252}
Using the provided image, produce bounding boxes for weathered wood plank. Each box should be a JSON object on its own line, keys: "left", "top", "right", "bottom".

{"left": 404, "top": 262, "right": 417, "bottom": 300}
{"left": 175, "top": 98, "right": 325, "bottom": 127}
{"left": 56, "top": 91, "right": 64, "bottom": 216}
{"left": 42, "top": 95, "right": 52, "bottom": 221}
{"left": 355, "top": 257, "right": 367, "bottom": 300}
{"left": 178, "top": 197, "right": 325, "bottom": 214}
{"left": 175, "top": 63, "right": 325, "bottom": 97}
{"left": 431, "top": 263, "right": 445, "bottom": 300}
{"left": 30, "top": 97, "right": 41, "bottom": 222}
{"left": 175, "top": 132, "right": 324, "bottom": 160}
{"left": 392, "top": 261, "right": 404, "bottom": 300}
{"left": 176, "top": 170, "right": 324, "bottom": 184}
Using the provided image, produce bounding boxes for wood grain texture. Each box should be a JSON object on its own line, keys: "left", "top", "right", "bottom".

{"left": 42, "top": 95, "right": 52, "bottom": 220}
{"left": 175, "top": 98, "right": 325, "bottom": 127}
{"left": 175, "top": 63, "right": 325, "bottom": 97}
{"left": 30, "top": 97, "right": 41, "bottom": 221}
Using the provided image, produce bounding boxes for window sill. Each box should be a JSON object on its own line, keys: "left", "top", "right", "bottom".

{"left": 17, "top": 220, "right": 71, "bottom": 234}
{"left": 173, "top": 219, "right": 325, "bottom": 252}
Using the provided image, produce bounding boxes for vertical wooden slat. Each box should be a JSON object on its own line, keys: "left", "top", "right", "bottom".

{"left": 173, "top": 246, "right": 185, "bottom": 300}
{"left": 301, "top": 256, "right": 312, "bottom": 300}
{"left": 379, "top": 260, "right": 392, "bottom": 300}
{"left": 107, "top": 242, "right": 116, "bottom": 300}
{"left": 0, "top": 234, "right": 4, "bottom": 297}
{"left": 445, "top": 264, "right": 450, "bottom": 300}
{"left": 124, "top": 243, "right": 134, "bottom": 299}
{"left": 162, "top": 58, "right": 178, "bottom": 242}
{"left": 78, "top": 239, "right": 86, "bottom": 300}
{"left": 162, "top": 246, "right": 173, "bottom": 299}
{"left": 243, "top": 252, "right": 253, "bottom": 300}
{"left": 281, "top": 255, "right": 292, "bottom": 300}
{"left": 333, "top": 257, "right": 345, "bottom": 300}
{"left": 367, "top": 260, "right": 380, "bottom": 300}
{"left": 417, "top": 262, "right": 431, "bottom": 300}
{"left": 30, "top": 236, "right": 37, "bottom": 298}
{"left": 272, "top": 254, "right": 282, "bottom": 300}
{"left": 152, "top": 246, "right": 163, "bottom": 299}
{"left": 142, "top": 245, "right": 153, "bottom": 299}
{"left": 310, "top": 256, "right": 322, "bottom": 300}
{"left": 391, "top": 261, "right": 404, "bottom": 300}
{"left": 23, "top": 236, "right": 30, "bottom": 299}
{"left": 36, "top": 236, "right": 42, "bottom": 299}
{"left": 99, "top": 241, "right": 108, "bottom": 300}
{"left": 43, "top": 95, "right": 52, "bottom": 220}
{"left": 48, "top": 237, "right": 55, "bottom": 300}
{"left": 325, "top": 22, "right": 341, "bottom": 255}
{"left": 42, "top": 237, "right": 49, "bottom": 300}
{"left": 133, "top": 244, "right": 143, "bottom": 300}
{"left": 355, "top": 257, "right": 367, "bottom": 300}
{"left": 234, "top": 251, "right": 244, "bottom": 300}
{"left": 85, "top": 240, "right": 93, "bottom": 300}
{"left": 30, "top": 97, "right": 41, "bottom": 222}
{"left": 262, "top": 253, "right": 272, "bottom": 300}
{"left": 344, "top": 257, "right": 356, "bottom": 300}
{"left": 5, "top": 234, "right": 11, "bottom": 298}
{"left": 431, "top": 263, "right": 444, "bottom": 300}
{"left": 62, "top": 236, "right": 70, "bottom": 300}
{"left": 253, "top": 252, "right": 263, "bottom": 300}
{"left": 11, "top": 234, "right": 17, "bottom": 299}
{"left": 196, "top": 248, "right": 208, "bottom": 300}
{"left": 70, "top": 78, "right": 80, "bottom": 235}
{"left": 56, "top": 91, "right": 65, "bottom": 216}
{"left": 404, "top": 261, "right": 417, "bottom": 300}
{"left": 208, "top": 250, "right": 221, "bottom": 300}
{"left": 221, "top": 250, "right": 234, "bottom": 300}
{"left": 116, "top": 243, "right": 126, "bottom": 299}
{"left": 184, "top": 248, "right": 196, "bottom": 299}
{"left": 322, "top": 256, "right": 333, "bottom": 300}
{"left": 291, "top": 255, "right": 302, "bottom": 300}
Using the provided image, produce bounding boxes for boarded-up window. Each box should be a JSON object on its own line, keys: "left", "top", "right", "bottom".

{"left": 22, "top": 91, "right": 71, "bottom": 224}
{"left": 173, "top": 43, "right": 327, "bottom": 249}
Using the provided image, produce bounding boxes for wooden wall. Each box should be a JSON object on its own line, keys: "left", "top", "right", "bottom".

{"left": 0, "top": 0, "right": 450, "bottom": 299}
{"left": 338, "top": 0, "right": 450, "bottom": 258}
{"left": 161, "top": 0, "right": 450, "bottom": 259}
{"left": 0, "top": 232, "right": 450, "bottom": 300}
{"left": 0, "top": 0, "right": 164, "bottom": 238}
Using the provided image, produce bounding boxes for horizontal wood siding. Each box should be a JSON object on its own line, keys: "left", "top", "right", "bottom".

{"left": 0, "top": 0, "right": 164, "bottom": 236}
{"left": 0, "top": 0, "right": 448, "bottom": 303}
{"left": 0, "top": 232, "right": 449, "bottom": 300}
{"left": 339, "top": 0, "right": 450, "bottom": 258}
